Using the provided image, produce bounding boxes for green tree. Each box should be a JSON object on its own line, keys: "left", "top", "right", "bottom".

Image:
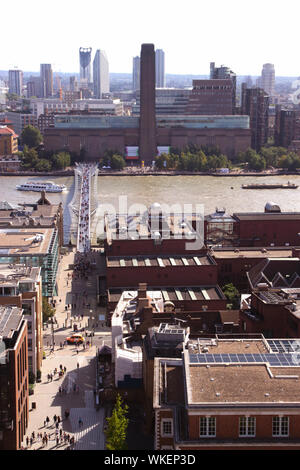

{"left": 222, "top": 283, "right": 240, "bottom": 309}
{"left": 35, "top": 158, "right": 52, "bottom": 172}
{"left": 110, "top": 154, "right": 126, "bottom": 170}
{"left": 105, "top": 394, "right": 129, "bottom": 450}
{"left": 42, "top": 297, "right": 55, "bottom": 323}
{"left": 21, "top": 125, "right": 42, "bottom": 148}
{"left": 19, "top": 145, "right": 39, "bottom": 169}
{"left": 52, "top": 152, "right": 71, "bottom": 170}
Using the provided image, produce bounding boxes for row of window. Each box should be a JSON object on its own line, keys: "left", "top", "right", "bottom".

{"left": 161, "top": 416, "right": 290, "bottom": 438}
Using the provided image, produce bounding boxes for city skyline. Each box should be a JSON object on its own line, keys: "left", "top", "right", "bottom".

{"left": 2, "top": 0, "right": 300, "bottom": 77}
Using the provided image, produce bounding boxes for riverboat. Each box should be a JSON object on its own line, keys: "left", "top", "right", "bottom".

{"left": 241, "top": 182, "right": 298, "bottom": 189}
{"left": 16, "top": 181, "right": 67, "bottom": 193}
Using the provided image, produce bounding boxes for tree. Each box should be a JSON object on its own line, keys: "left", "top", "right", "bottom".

{"left": 42, "top": 296, "right": 55, "bottom": 323}
{"left": 222, "top": 283, "right": 240, "bottom": 309}
{"left": 110, "top": 154, "right": 126, "bottom": 170}
{"left": 105, "top": 394, "right": 129, "bottom": 450}
{"left": 19, "top": 145, "right": 39, "bottom": 169}
{"left": 52, "top": 152, "right": 71, "bottom": 170}
{"left": 35, "top": 158, "right": 52, "bottom": 172}
{"left": 21, "top": 125, "right": 42, "bottom": 148}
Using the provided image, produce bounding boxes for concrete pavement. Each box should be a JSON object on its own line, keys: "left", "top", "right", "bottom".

{"left": 22, "top": 248, "right": 109, "bottom": 450}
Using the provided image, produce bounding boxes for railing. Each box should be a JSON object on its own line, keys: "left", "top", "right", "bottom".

{"left": 68, "top": 163, "right": 98, "bottom": 252}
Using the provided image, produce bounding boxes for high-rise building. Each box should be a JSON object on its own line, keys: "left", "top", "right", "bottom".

{"left": 79, "top": 47, "right": 92, "bottom": 88}
{"left": 93, "top": 49, "right": 109, "bottom": 99}
{"left": 40, "top": 64, "right": 53, "bottom": 98}
{"left": 132, "top": 56, "right": 140, "bottom": 91}
{"left": 155, "top": 49, "right": 165, "bottom": 88}
{"left": 27, "top": 76, "right": 41, "bottom": 98}
{"left": 210, "top": 62, "right": 237, "bottom": 113}
{"left": 69, "top": 76, "right": 78, "bottom": 92}
{"left": 185, "top": 79, "right": 234, "bottom": 115}
{"left": 139, "top": 43, "right": 157, "bottom": 165}
{"left": 260, "top": 63, "right": 275, "bottom": 100}
{"left": 241, "top": 84, "right": 269, "bottom": 151}
{"left": 8, "top": 70, "right": 23, "bottom": 96}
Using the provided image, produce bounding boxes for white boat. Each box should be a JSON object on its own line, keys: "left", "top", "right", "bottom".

{"left": 16, "top": 181, "right": 67, "bottom": 193}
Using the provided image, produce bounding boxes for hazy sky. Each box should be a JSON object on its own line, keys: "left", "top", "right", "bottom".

{"left": 3, "top": 0, "right": 300, "bottom": 76}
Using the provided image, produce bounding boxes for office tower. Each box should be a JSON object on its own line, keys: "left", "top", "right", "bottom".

{"left": 155, "top": 49, "right": 165, "bottom": 88}
{"left": 132, "top": 56, "right": 140, "bottom": 91}
{"left": 93, "top": 49, "right": 109, "bottom": 99}
{"left": 261, "top": 63, "right": 275, "bottom": 99}
{"left": 139, "top": 43, "right": 157, "bottom": 165}
{"left": 40, "top": 64, "right": 53, "bottom": 98}
{"left": 69, "top": 76, "right": 78, "bottom": 92}
{"left": 210, "top": 62, "right": 237, "bottom": 113}
{"left": 274, "top": 106, "right": 300, "bottom": 148}
{"left": 79, "top": 47, "right": 92, "bottom": 87}
{"left": 8, "top": 70, "right": 23, "bottom": 96}
{"left": 27, "top": 76, "right": 42, "bottom": 98}
{"left": 241, "top": 83, "right": 269, "bottom": 151}
{"left": 185, "top": 79, "right": 234, "bottom": 115}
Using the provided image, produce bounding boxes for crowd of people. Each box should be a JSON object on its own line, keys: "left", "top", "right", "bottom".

{"left": 24, "top": 413, "right": 76, "bottom": 450}
{"left": 77, "top": 164, "right": 96, "bottom": 253}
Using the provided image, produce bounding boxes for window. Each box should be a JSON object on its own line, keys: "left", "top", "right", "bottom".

{"left": 200, "top": 417, "right": 216, "bottom": 437}
{"left": 272, "top": 416, "right": 289, "bottom": 437}
{"left": 161, "top": 419, "right": 173, "bottom": 437}
{"left": 239, "top": 416, "right": 256, "bottom": 437}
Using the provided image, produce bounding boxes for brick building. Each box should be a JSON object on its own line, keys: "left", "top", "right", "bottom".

{"left": 185, "top": 79, "right": 234, "bottom": 115}
{"left": 43, "top": 43, "right": 251, "bottom": 164}
{"left": 0, "top": 306, "right": 28, "bottom": 450}
{"left": 0, "top": 264, "right": 43, "bottom": 377}
{"left": 152, "top": 335, "right": 300, "bottom": 450}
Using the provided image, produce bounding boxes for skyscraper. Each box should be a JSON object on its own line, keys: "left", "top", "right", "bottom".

{"left": 132, "top": 56, "right": 140, "bottom": 91}
{"left": 155, "top": 49, "right": 165, "bottom": 88}
{"left": 8, "top": 70, "right": 23, "bottom": 96}
{"left": 93, "top": 49, "right": 109, "bottom": 99}
{"left": 260, "top": 63, "right": 275, "bottom": 99}
{"left": 241, "top": 83, "right": 269, "bottom": 151}
{"left": 40, "top": 64, "right": 53, "bottom": 98}
{"left": 79, "top": 47, "right": 92, "bottom": 87}
{"left": 210, "top": 62, "right": 237, "bottom": 113}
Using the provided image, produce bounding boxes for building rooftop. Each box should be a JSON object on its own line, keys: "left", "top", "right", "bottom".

{"left": 184, "top": 337, "right": 300, "bottom": 405}
{"left": 212, "top": 248, "right": 293, "bottom": 259}
{"left": 0, "top": 264, "right": 40, "bottom": 286}
{"left": 108, "top": 285, "right": 225, "bottom": 304}
{"left": 247, "top": 258, "right": 300, "bottom": 289}
{"left": 233, "top": 212, "right": 300, "bottom": 221}
{"left": 0, "top": 305, "right": 23, "bottom": 339}
{"left": 105, "top": 210, "right": 202, "bottom": 243}
{"left": 0, "top": 228, "right": 55, "bottom": 255}
{"left": 107, "top": 254, "right": 213, "bottom": 268}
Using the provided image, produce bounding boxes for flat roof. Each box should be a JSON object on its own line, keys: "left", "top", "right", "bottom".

{"left": 233, "top": 212, "right": 300, "bottom": 221}
{"left": 188, "top": 363, "right": 300, "bottom": 404}
{"left": 212, "top": 249, "right": 294, "bottom": 259}
{"left": 0, "top": 228, "right": 54, "bottom": 255}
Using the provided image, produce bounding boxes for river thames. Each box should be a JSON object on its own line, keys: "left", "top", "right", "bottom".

{"left": 3, "top": 174, "right": 300, "bottom": 243}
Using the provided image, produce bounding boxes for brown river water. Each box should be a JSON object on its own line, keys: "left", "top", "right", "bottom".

{"left": 2, "top": 174, "right": 300, "bottom": 243}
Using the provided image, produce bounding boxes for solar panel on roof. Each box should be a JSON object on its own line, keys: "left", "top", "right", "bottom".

{"left": 189, "top": 351, "right": 300, "bottom": 367}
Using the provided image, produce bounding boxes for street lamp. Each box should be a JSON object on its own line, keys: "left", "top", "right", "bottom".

{"left": 50, "top": 316, "right": 55, "bottom": 351}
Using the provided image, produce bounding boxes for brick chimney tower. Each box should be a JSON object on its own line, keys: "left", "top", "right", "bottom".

{"left": 139, "top": 43, "right": 157, "bottom": 166}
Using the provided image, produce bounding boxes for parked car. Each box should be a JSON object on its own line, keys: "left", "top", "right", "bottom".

{"left": 66, "top": 333, "right": 85, "bottom": 345}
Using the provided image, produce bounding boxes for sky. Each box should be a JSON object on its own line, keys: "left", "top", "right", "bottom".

{"left": 2, "top": 0, "right": 300, "bottom": 77}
